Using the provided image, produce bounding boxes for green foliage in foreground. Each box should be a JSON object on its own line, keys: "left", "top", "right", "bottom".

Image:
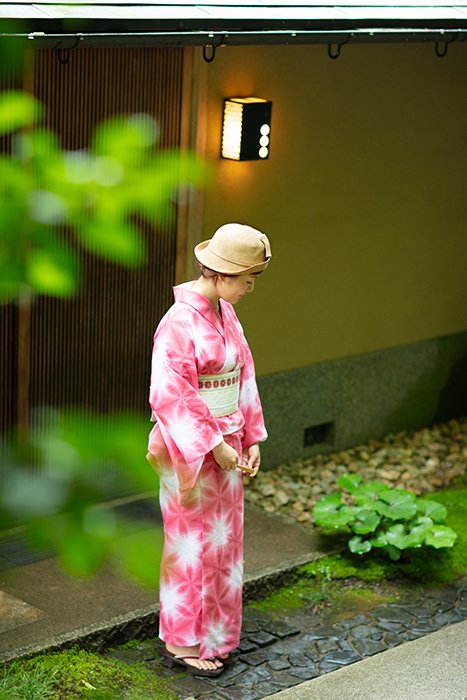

{"left": 0, "top": 647, "right": 176, "bottom": 700}
{"left": 0, "top": 411, "right": 162, "bottom": 586}
{"left": 0, "top": 85, "right": 207, "bottom": 583}
{"left": 313, "top": 473, "right": 457, "bottom": 561}
{"left": 0, "top": 90, "right": 207, "bottom": 302}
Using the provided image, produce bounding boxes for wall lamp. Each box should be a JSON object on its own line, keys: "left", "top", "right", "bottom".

{"left": 221, "top": 97, "right": 272, "bottom": 161}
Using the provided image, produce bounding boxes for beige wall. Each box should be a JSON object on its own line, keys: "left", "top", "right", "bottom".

{"left": 199, "top": 43, "right": 467, "bottom": 376}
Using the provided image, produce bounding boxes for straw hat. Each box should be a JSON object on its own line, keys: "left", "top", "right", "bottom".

{"left": 194, "top": 223, "right": 272, "bottom": 275}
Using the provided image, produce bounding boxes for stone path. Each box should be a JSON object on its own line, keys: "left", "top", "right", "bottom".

{"left": 106, "top": 577, "right": 467, "bottom": 700}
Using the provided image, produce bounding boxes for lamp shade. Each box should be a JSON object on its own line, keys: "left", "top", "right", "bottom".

{"left": 221, "top": 97, "right": 272, "bottom": 161}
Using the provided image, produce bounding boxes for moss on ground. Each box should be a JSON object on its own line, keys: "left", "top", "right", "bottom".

{"left": 301, "top": 554, "right": 395, "bottom": 582}
{"left": 325, "top": 587, "right": 399, "bottom": 625}
{"left": 252, "top": 486, "right": 466, "bottom": 616}
{"left": 251, "top": 573, "right": 397, "bottom": 618}
{"left": 0, "top": 647, "right": 177, "bottom": 700}
{"left": 251, "top": 576, "right": 327, "bottom": 613}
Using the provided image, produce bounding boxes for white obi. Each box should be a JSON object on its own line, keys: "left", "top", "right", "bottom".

{"left": 198, "top": 368, "right": 240, "bottom": 418}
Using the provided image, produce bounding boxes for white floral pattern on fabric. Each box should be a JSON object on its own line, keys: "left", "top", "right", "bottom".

{"left": 167, "top": 530, "right": 202, "bottom": 569}
{"left": 206, "top": 514, "right": 231, "bottom": 549}
{"left": 227, "top": 560, "right": 244, "bottom": 590}
{"left": 148, "top": 282, "right": 267, "bottom": 492}
{"left": 148, "top": 283, "right": 267, "bottom": 660}
{"left": 205, "top": 621, "right": 228, "bottom": 656}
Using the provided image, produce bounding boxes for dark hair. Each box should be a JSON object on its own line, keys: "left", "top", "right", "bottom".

{"left": 198, "top": 263, "right": 234, "bottom": 279}
{"left": 197, "top": 263, "right": 264, "bottom": 280}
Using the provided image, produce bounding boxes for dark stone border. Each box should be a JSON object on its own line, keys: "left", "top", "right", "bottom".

{"left": 0, "top": 553, "right": 322, "bottom": 664}
{"left": 163, "top": 578, "right": 467, "bottom": 700}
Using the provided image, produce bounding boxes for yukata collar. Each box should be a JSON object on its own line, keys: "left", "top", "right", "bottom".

{"left": 173, "top": 282, "right": 224, "bottom": 337}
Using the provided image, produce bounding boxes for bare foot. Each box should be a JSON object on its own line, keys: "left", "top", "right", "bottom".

{"left": 166, "top": 644, "right": 223, "bottom": 671}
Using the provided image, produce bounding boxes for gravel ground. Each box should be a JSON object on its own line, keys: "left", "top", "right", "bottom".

{"left": 244, "top": 417, "right": 467, "bottom": 526}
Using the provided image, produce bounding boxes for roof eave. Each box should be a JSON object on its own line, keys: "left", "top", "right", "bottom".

{"left": 1, "top": 17, "right": 466, "bottom": 48}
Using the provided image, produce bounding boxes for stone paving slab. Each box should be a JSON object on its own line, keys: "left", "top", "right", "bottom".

{"left": 264, "top": 620, "right": 467, "bottom": 700}
{"left": 114, "top": 578, "right": 467, "bottom": 700}
{"left": 0, "top": 504, "right": 331, "bottom": 663}
{"left": 0, "top": 590, "right": 44, "bottom": 633}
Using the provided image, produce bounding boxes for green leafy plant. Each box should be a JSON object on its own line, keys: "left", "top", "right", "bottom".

{"left": 313, "top": 473, "right": 457, "bottom": 561}
{"left": 0, "top": 90, "right": 207, "bottom": 302}
{"left": 0, "top": 83, "right": 207, "bottom": 583}
{"left": 0, "top": 411, "right": 163, "bottom": 585}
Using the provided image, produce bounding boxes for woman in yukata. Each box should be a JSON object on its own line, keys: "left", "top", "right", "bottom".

{"left": 147, "top": 223, "right": 272, "bottom": 677}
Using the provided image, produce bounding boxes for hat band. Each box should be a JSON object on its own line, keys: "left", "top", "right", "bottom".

{"left": 207, "top": 248, "right": 260, "bottom": 268}
{"left": 209, "top": 235, "right": 270, "bottom": 268}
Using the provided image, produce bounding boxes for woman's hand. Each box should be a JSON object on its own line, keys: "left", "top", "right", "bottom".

{"left": 242, "top": 444, "right": 261, "bottom": 477}
{"left": 213, "top": 440, "right": 238, "bottom": 471}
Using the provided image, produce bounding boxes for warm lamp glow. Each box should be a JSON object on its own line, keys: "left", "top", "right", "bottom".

{"left": 221, "top": 98, "right": 272, "bottom": 161}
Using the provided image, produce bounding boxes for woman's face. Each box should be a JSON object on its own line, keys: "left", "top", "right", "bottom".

{"left": 217, "top": 273, "right": 259, "bottom": 304}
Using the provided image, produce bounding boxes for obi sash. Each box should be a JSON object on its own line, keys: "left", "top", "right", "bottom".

{"left": 198, "top": 368, "right": 240, "bottom": 418}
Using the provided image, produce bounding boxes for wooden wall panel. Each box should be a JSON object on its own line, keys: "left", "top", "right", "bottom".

{"left": 1, "top": 49, "right": 184, "bottom": 475}
{"left": 0, "top": 69, "right": 20, "bottom": 437}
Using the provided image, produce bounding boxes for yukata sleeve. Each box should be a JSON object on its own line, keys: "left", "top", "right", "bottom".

{"left": 149, "top": 318, "right": 223, "bottom": 489}
{"left": 239, "top": 340, "right": 268, "bottom": 449}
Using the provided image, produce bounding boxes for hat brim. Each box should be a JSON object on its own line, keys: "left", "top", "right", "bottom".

{"left": 194, "top": 239, "right": 270, "bottom": 275}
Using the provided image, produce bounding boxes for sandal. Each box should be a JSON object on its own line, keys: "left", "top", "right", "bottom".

{"left": 160, "top": 648, "right": 224, "bottom": 677}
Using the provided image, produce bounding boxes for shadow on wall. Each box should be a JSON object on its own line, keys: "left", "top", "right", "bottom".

{"left": 386, "top": 335, "right": 467, "bottom": 431}
{"left": 435, "top": 352, "right": 467, "bottom": 423}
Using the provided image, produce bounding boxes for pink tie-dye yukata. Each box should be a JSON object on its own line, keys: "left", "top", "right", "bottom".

{"left": 148, "top": 282, "right": 267, "bottom": 660}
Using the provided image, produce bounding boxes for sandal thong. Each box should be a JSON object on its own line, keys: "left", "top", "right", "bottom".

{"left": 160, "top": 648, "right": 224, "bottom": 677}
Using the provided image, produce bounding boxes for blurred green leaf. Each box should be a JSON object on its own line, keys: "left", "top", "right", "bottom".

{"left": 92, "top": 113, "right": 159, "bottom": 164}
{"left": 348, "top": 536, "right": 372, "bottom": 555}
{"left": 1, "top": 469, "right": 69, "bottom": 519}
{"left": 384, "top": 544, "right": 401, "bottom": 561}
{"left": 370, "top": 530, "right": 388, "bottom": 548}
{"left": 0, "top": 96, "right": 208, "bottom": 584}
{"left": 351, "top": 509, "right": 381, "bottom": 535}
{"left": 60, "top": 411, "right": 157, "bottom": 492}
{"left": 77, "top": 219, "right": 144, "bottom": 265}
{"left": 353, "top": 479, "right": 389, "bottom": 506}
{"left": 28, "top": 189, "right": 68, "bottom": 224}
{"left": 26, "top": 245, "right": 77, "bottom": 296}
{"left": 0, "top": 100, "right": 208, "bottom": 296}
{"left": 313, "top": 493, "right": 356, "bottom": 530}
{"left": 312, "top": 493, "right": 341, "bottom": 522}
{"left": 417, "top": 499, "right": 448, "bottom": 523}
{"left": 56, "top": 514, "right": 108, "bottom": 576}
{"left": 375, "top": 490, "right": 417, "bottom": 520}
{"left": 326, "top": 506, "right": 357, "bottom": 529}
{"left": 424, "top": 525, "right": 457, "bottom": 549}
{"left": 83, "top": 507, "right": 118, "bottom": 541}
{"left": 385, "top": 523, "right": 406, "bottom": 548}
{"left": 114, "top": 527, "right": 162, "bottom": 588}
{"left": 0, "top": 90, "right": 39, "bottom": 135}
{"left": 402, "top": 520, "right": 433, "bottom": 548}
{"left": 337, "top": 473, "right": 362, "bottom": 493}
{"left": 0, "top": 158, "right": 34, "bottom": 230}
{"left": 0, "top": 260, "right": 23, "bottom": 302}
